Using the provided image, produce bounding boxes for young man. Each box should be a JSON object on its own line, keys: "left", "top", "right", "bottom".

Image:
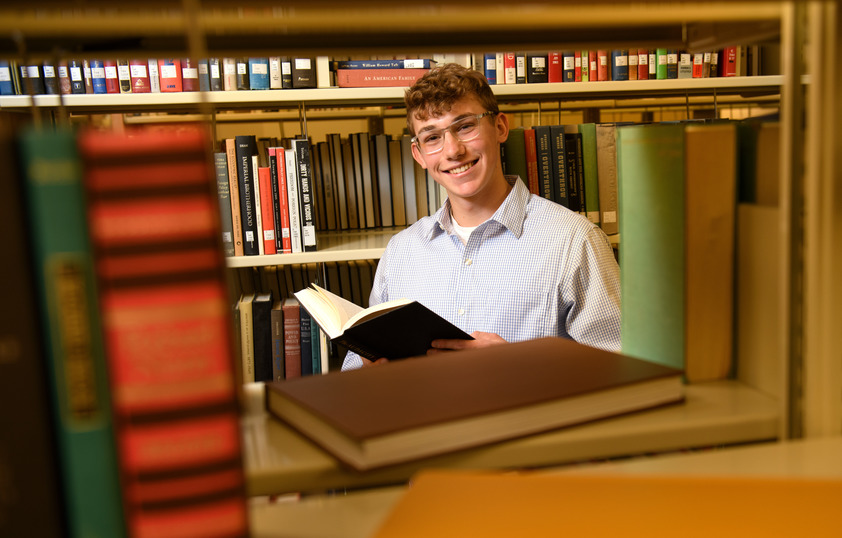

{"left": 342, "top": 63, "right": 620, "bottom": 370}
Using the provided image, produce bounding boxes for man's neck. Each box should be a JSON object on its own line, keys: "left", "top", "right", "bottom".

{"left": 448, "top": 176, "right": 513, "bottom": 227}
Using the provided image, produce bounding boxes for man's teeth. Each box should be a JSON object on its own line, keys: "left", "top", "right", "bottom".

{"left": 449, "top": 162, "right": 473, "bottom": 174}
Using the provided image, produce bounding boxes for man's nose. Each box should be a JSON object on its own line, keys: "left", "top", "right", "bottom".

{"left": 441, "top": 129, "right": 464, "bottom": 156}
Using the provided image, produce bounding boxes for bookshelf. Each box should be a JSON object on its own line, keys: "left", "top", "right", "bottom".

{"left": 3, "top": 0, "right": 839, "bottom": 513}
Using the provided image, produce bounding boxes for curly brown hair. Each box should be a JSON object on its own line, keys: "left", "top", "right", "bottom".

{"left": 404, "top": 63, "right": 499, "bottom": 135}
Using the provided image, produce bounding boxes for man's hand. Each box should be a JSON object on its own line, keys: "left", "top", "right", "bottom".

{"left": 360, "top": 357, "right": 390, "bottom": 367}
{"left": 427, "top": 331, "right": 507, "bottom": 354}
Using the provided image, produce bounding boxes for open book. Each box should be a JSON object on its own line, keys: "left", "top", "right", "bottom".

{"left": 293, "top": 284, "right": 473, "bottom": 360}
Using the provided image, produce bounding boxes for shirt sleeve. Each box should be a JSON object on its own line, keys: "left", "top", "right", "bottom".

{"left": 565, "top": 227, "right": 622, "bottom": 352}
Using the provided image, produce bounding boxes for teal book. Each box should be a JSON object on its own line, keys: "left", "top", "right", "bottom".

{"left": 248, "top": 57, "right": 270, "bottom": 90}
{"left": 578, "top": 123, "right": 601, "bottom": 225}
{"left": 616, "top": 123, "right": 685, "bottom": 371}
{"left": 19, "top": 126, "right": 126, "bottom": 538}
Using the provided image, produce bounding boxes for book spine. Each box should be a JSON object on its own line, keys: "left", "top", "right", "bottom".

{"left": 333, "top": 59, "right": 437, "bottom": 69}
{"left": 239, "top": 295, "right": 255, "bottom": 383}
{"left": 285, "top": 148, "right": 304, "bottom": 253}
{"left": 656, "top": 48, "right": 669, "bottom": 79}
{"left": 235, "top": 135, "right": 259, "bottom": 255}
{"left": 181, "top": 58, "right": 200, "bottom": 91}
{"left": 547, "top": 52, "right": 562, "bottom": 83}
{"left": 117, "top": 60, "right": 132, "bottom": 93}
{"left": 83, "top": 59, "right": 94, "bottom": 93}
{"left": 78, "top": 126, "right": 248, "bottom": 537}
{"left": 208, "top": 57, "right": 223, "bottom": 90}
{"left": 252, "top": 294, "right": 274, "bottom": 382}
{"left": 0, "top": 121, "right": 66, "bottom": 537}
{"left": 678, "top": 51, "right": 693, "bottom": 79}
{"left": 580, "top": 49, "right": 589, "bottom": 81}
{"left": 280, "top": 57, "right": 293, "bottom": 88}
{"left": 628, "top": 50, "right": 638, "bottom": 80}
{"left": 251, "top": 155, "right": 264, "bottom": 256}
{"left": 283, "top": 300, "right": 302, "bottom": 379}
{"left": 549, "top": 125, "right": 569, "bottom": 208}
{"left": 270, "top": 303, "right": 285, "bottom": 381}
{"left": 637, "top": 49, "right": 650, "bottom": 80}
{"left": 335, "top": 68, "right": 429, "bottom": 88}
{"left": 147, "top": 58, "right": 161, "bottom": 92}
{"left": 483, "top": 53, "right": 496, "bottom": 84}
{"left": 104, "top": 59, "right": 119, "bottom": 93}
{"left": 291, "top": 57, "right": 317, "bottom": 88}
{"left": 610, "top": 50, "right": 629, "bottom": 81}
{"left": 564, "top": 132, "right": 583, "bottom": 213}
{"left": 90, "top": 59, "right": 108, "bottom": 94}
{"left": 257, "top": 166, "right": 277, "bottom": 255}
{"left": 596, "top": 50, "right": 609, "bottom": 81}
{"left": 214, "top": 152, "right": 236, "bottom": 257}
{"left": 222, "top": 58, "right": 237, "bottom": 90}
{"left": 595, "top": 124, "right": 619, "bottom": 235}
{"left": 299, "top": 309, "right": 313, "bottom": 376}
{"left": 273, "top": 149, "right": 293, "bottom": 253}
{"left": 293, "top": 139, "right": 318, "bottom": 252}
{"left": 198, "top": 59, "right": 211, "bottom": 91}
{"left": 158, "top": 58, "right": 183, "bottom": 92}
{"left": 248, "top": 57, "right": 270, "bottom": 90}
{"left": 0, "top": 60, "right": 14, "bottom": 95}
{"left": 562, "top": 51, "right": 575, "bottom": 82}
{"left": 42, "top": 62, "right": 59, "bottom": 94}
{"left": 533, "top": 125, "right": 554, "bottom": 201}
{"left": 526, "top": 53, "right": 549, "bottom": 84}
{"left": 225, "top": 139, "right": 244, "bottom": 256}
{"left": 19, "top": 126, "right": 126, "bottom": 538}
{"left": 128, "top": 59, "right": 151, "bottom": 93}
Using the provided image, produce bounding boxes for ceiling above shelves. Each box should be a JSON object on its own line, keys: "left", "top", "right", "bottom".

{"left": 0, "top": 2, "right": 782, "bottom": 59}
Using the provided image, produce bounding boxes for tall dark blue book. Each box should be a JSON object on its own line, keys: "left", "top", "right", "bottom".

{"left": 198, "top": 59, "right": 211, "bottom": 91}
{"left": 90, "top": 59, "right": 107, "bottom": 94}
{"left": 483, "top": 53, "right": 497, "bottom": 84}
{"left": 562, "top": 51, "right": 575, "bottom": 82}
{"left": 611, "top": 50, "right": 629, "bottom": 81}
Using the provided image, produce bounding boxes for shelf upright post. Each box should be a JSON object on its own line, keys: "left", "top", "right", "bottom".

{"left": 299, "top": 102, "right": 309, "bottom": 138}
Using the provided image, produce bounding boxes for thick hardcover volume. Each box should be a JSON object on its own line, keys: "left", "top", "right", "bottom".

{"left": 637, "top": 48, "right": 650, "bottom": 79}
{"left": 257, "top": 166, "right": 277, "bottom": 255}
{"left": 291, "top": 57, "right": 317, "bottom": 88}
{"left": 103, "top": 59, "right": 120, "bottom": 93}
{"left": 208, "top": 58, "right": 223, "bottom": 90}
{"left": 90, "top": 59, "right": 108, "bottom": 93}
{"left": 561, "top": 51, "right": 575, "bottom": 82}
{"left": 564, "top": 132, "right": 584, "bottom": 214}
{"left": 252, "top": 292, "right": 274, "bottom": 382}
{"left": 0, "top": 60, "right": 14, "bottom": 94}
{"left": 292, "top": 139, "right": 318, "bottom": 252}
{"left": 526, "top": 53, "right": 549, "bottom": 83}
{"left": 595, "top": 124, "right": 619, "bottom": 235}
{"left": 180, "top": 58, "right": 200, "bottom": 91}
{"left": 1, "top": 122, "right": 66, "bottom": 537}
{"left": 548, "top": 125, "right": 569, "bottom": 208}
{"left": 78, "top": 127, "right": 248, "bottom": 537}
{"left": 147, "top": 59, "right": 161, "bottom": 92}
{"left": 578, "top": 123, "right": 601, "bottom": 225}
{"left": 265, "top": 336, "right": 684, "bottom": 470}
{"left": 248, "top": 57, "right": 270, "bottom": 90}
{"left": 722, "top": 46, "right": 738, "bottom": 76}
{"left": 299, "top": 308, "right": 314, "bottom": 376}
{"left": 214, "top": 152, "right": 236, "bottom": 257}
{"left": 548, "top": 52, "right": 562, "bottom": 83}
{"left": 656, "top": 48, "right": 669, "bottom": 79}
{"left": 224, "top": 139, "right": 245, "bottom": 256}
{"left": 282, "top": 298, "right": 302, "bottom": 379}
{"left": 270, "top": 300, "right": 285, "bottom": 381}
{"left": 334, "top": 59, "right": 437, "bottom": 69}
{"left": 19, "top": 127, "right": 126, "bottom": 537}
{"left": 502, "top": 127, "right": 528, "bottom": 188}
{"left": 610, "top": 50, "right": 629, "bottom": 81}
{"left": 596, "top": 50, "right": 609, "bottom": 81}
{"left": 198, "top": 59, "right": 211, "bottom": 91}
{"left": 269, "top": 148, "right": 292, "bottom": 253}
{"left": 128, "top": 59, "right": 150, "bottom": 93}
{"left": 617, "top": 123, "right": 736, "bottom": 382}
{"left": 236, "top": 58, "right": 250, "bottom": 90}
{"left": 284, "top": 148, "right": 304, "bottom": 252}
{"left": 235, "top": 135, "right": 260, "bottom": 255}
{"left": 374, "top": 471, "right": 842, "bottom": 538}
{"left": 157, "top": 58, "right": 183, "bottom": 92}
{"left": 533, "top": 125, "right": 554, "bottom": 201}
{"left": 483, "top": 53, "right": 496, "bottom": 84}
{"left": 336, "top": 68, "right": 429, "bottom": 87}
{"left": 116, "top": 60, "right": 132, "bottom": 93}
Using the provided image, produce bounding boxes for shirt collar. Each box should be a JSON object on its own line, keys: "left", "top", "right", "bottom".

{"left": 428, "top": 176, "right": 529, "bottom": 240}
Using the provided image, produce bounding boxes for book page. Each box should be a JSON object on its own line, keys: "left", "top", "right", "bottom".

{"left": 344, "top": 297, "right": 412, "bottom": 330}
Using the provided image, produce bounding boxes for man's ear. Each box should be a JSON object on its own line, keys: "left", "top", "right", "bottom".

{"left": 496, "top": 112, "right": 510, "bottom": 143}
{"left": 410, "top": 140, "right": 428, "bottom": 169}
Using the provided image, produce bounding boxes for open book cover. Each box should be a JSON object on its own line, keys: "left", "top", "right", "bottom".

{"left": 293, "top": 284, "right": 473, "bottom": 360}
{"left": 265, "top": 337, "right": 684, "bottom": 471}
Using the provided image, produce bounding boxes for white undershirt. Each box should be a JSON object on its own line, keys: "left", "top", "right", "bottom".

{"left": 450, "top": 217, "right": 478, "bottom": 245}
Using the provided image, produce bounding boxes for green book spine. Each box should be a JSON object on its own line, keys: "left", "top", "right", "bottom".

{"left": 19, "top": 126, "right": 126, "bottom": 538}
{"left": 656, "top": 48, "right": 669, "bottom": 79}
{"left": 616, "top": 123, "right": 685, "bottom": 371}
{"left": 578, "top": 123, "right": 601, "bottom": 225}
{"left": 501, "top": 127, "right": 528, "bottom": 187}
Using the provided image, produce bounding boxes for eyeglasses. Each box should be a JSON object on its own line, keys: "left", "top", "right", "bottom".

{"left": 411, "top": 111, "right": 496, "bottom": 154}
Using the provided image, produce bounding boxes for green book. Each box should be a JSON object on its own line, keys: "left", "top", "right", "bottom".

{"left": 19, "top": 126, "right": 126, "bottom": 537}
{"left": 656, "top": 48, "right": 669, "bottom": 79}
{"left": 577, "top": 123, "right": 601, "bottom": 225}
{"left": 501, "top": 126, "right": 528, "bottom": 187}
{"left": 616, "top": 123, "right": 685, "bottom": 371}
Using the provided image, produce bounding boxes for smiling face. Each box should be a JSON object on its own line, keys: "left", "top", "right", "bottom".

{"left": 410, "top": 96, "right": 510, "bottom": 209}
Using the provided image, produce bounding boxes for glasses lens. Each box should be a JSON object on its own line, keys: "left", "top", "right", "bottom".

{"left": 416, "top": 113, "right": 488, "bottom": 154}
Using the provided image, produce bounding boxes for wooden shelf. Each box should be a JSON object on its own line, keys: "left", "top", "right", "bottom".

{"left": 226, "top": 228, "right": 401, "bottom": 268}
{"left": 0, "top": 76, "right": 785, "bottom": 112}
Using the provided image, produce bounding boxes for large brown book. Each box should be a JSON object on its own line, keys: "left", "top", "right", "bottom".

{"left": 374, "top": 470, "right": 842, "bottom": 538}
{"left": 265, "top": 337, "right": 683, "bottom": 471}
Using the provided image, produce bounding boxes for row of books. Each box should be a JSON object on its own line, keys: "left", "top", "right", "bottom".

{"left": 0, "top": 57, "right": 325, "bottom": 96}
{"left": 232, "top": 260, "right": 378, "bottom": 382}
{"left": 501, "top": 123, "right": 619, "bottom": 236}
{"left": 2, "top": 121, "right": 248, "bottom": 536}
{"left": 480, "top": 47, "right": 750, "bottom": 84}
{"left": 218, "top": 132, "right": 447, "bottom": 257}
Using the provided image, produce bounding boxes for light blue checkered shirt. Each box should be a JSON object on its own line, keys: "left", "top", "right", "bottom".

{"left": 341, "top": 178, "right": 621, "bottom": 370}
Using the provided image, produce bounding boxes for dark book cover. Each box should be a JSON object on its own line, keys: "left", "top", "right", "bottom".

{"left": 610, "top": 50, "right": 629, "bottom": 81}
{"left": 533, "top": 125, "right": 554, "bottom": 201}
{"left": 548, "top": 125, "right": 569, "bottom": 208}
{"left": 526, "top": 53, "right": 549, "bottom": 84}
{"left": 253, "top": 292, "right": 274, "bottom": 382}
{"left": 292, "top": 139, "right": 318, "bottom": 251}
{"left": 291, "top": 57, "right": 317, "bottom": 88}
{"left": 235, "top": 135, "right": 260, "bottom": 255}
{"left": 564, "top": 132, "right": 585, "bottom": 214}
